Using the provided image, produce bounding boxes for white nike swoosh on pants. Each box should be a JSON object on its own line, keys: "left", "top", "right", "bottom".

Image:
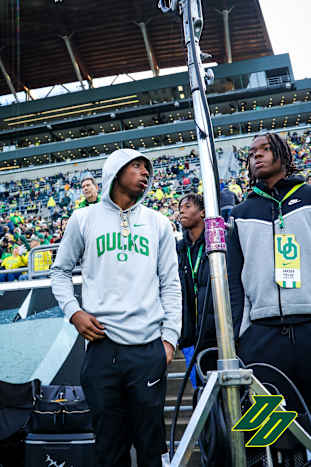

{"left": 147, "top": 378, "right": 161, "bottom": 387}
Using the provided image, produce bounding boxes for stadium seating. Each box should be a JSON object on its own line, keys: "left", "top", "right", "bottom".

{"left": 1, "top": 130, "right": 311, "bottom": 281}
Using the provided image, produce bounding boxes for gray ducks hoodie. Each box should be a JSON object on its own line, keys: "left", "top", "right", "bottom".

{"left": 51, "top": 149, "right": 182, "bottom": 348}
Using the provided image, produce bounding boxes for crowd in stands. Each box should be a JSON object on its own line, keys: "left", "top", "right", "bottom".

{"left": 1, "top": 130, "right": 311, "bottom": 281}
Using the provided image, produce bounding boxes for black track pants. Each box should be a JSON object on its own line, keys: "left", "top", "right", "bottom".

{"left": 238, "top": 322, "right": 311, "bottom": 411}
{"left": 80, "top": 337, "right": 167, "bottom": 467}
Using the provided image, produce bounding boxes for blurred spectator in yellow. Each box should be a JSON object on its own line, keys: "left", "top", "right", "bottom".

{"left": 0, "top": 245, "right": 24, "bottom": 282}
{"left": 155, "top": 187, "right": 164, "bottom": 202}
{"left": 19, "top": 235, "right": 52, "bottom": 280}
{"left": 228, "top": 179, "right": 243, "bottom": 202}
{"left": 47, "top": 196, "right": 56, "bottom": 216}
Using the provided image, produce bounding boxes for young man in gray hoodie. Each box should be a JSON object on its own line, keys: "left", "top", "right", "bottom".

{"left": 51, "top": 148, "right": 182, "bottom": 467}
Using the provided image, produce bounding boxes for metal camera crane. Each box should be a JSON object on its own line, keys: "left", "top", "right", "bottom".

{"left": 158, "top": 1, "right": 311, "bottom": 466}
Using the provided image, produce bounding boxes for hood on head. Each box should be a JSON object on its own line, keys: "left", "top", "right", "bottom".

{"left": 101, "top": 148, "right": 153, "bottom": 209}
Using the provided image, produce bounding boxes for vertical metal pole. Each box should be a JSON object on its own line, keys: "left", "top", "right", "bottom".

{"left": 182, "top": 1, "right": 246, "bottom": 465}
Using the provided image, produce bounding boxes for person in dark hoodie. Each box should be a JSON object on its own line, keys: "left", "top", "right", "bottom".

{"left": 177, "top": 193, "right": 216, "bottom": 358}
{"left": 220, "top": 184, "right": 239, "bottom": 221}
{"left": 51, "top": 149, "right": 181, "bottom": 467}
{"left": 228, "top": 132, "right": 311, "bottom": 416}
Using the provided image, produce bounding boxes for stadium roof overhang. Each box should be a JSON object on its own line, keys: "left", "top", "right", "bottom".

{"left": 0, "top": 0, "right": 273, "bottom": 98}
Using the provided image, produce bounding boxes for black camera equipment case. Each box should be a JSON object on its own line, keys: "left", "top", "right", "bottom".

{"left": 24, "top": 432, "right": 96, "bottom": 467}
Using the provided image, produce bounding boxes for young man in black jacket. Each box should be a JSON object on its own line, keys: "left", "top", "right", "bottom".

{"left": 177, "top": 193, "right": 216, "bottom": 354}
{"left": 228, "top": 132, "right": 311, "bottom": 414}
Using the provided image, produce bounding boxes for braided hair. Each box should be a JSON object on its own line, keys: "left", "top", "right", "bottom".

{"left": 247, "top": 133, "right": 298, "bottom": 188}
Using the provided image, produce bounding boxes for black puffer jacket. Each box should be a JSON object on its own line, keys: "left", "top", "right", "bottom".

{"left": 177, "top": 230, "right": 216, "bottom": 350}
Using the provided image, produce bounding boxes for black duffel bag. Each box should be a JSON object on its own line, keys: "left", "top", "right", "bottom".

{"left": 31, "top": 384, "right": 93, "bottom": 434}
{"left": 0, "top": 379, "right": 40, "bottom": 467}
